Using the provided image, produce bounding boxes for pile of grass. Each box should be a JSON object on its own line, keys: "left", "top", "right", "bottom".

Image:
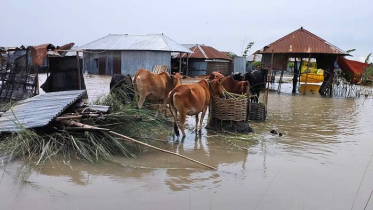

{"left": 0, "top": 128, "right": 136, "bottom": 165}
{"left": 0, "top": 87, "right": 172, "bottom": 165}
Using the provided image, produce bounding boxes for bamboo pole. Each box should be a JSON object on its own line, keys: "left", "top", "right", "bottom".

{"left": 330, "top": 56, "right": 339, "bottom": 96}
{"left": 292, "top": 57, "right": 298, "bottom": 93}
{"left": 186, "top": 53, "right": 189, "bottom": 76}
{"left": 265, "top": 50, "right": 274, "bottom": 106}
{"left": 303, "top": 54, "right": 312, "bottom": 94}
{"left": 76, "top": 51, "right": 82, "bottom": 90}
{"left": 277, "top": 70, "right": 284, "bottom": 93}
{"left": 63, "top": 120, "right": 217, "bottom": 170}
{"left": 109, "top": 131, "right": 217, "bottom": 170}
{"left": 56, "top": 113, "right": 101, "bottom": 121}
{"left": 179, "top": 53, "right": 182, "bottom": 73}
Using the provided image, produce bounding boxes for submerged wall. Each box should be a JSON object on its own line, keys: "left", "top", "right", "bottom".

{"left": 84, "top": 50, "right": 171, "bottom": 76}
{"left": 121, "top": 51, "right": 170, "bottom": 76}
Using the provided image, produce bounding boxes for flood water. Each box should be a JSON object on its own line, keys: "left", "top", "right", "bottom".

{"left": 1, "top": 76, "right": 373, "bottom": 210}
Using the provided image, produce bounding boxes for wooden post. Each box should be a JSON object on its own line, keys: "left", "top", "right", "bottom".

{"left": 76, "top": 51, "right": 81, "bottom": 90}
{"left": 298, "top": 58, "right": 303, "bottom": 87}
{"left": 186, "top": 53, "right": 189, "bottom": 76}
{"left": 7, "top": 50, "right": 11, "bottom": 69}
{"left": 179, "top": 52, "right": 182, "bottom": 73}
{"left": 25, "top": 48, "right": 28, "bottom": 72}
{"left": 35, "top": 72, "right": 39, "bottom": 95}
{"left": 46, "top": 53, "right": 49, "bottom": 78}
{"left": 246, "top": 86, "right": 251, "bottom": 122}
{"left": 303, "top": 54, "right": 312, "bottom": 94}
{"left": 292, "top": 57, "right": 298, "bottom": 93}
{"left": 330, "top": 56, "right": 339, "bottom": 96}
{"left": 278, "top": 70, "right": 284, "bottom": 93}
{"left": 265, "top": 50, "right": 274, "bottom": 106}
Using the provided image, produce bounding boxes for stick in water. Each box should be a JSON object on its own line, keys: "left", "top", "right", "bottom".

{"left": 63, "top": 120, "right": 217, "bottom": 170}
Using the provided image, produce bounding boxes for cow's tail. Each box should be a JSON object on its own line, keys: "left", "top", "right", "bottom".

{"left": 133, "top": 72, "right": 139, "bottom": 102}
{"left": 168, "top": 91, "right": 180, "bottom": 136}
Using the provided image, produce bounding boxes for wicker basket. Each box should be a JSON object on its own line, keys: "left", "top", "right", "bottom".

{"left": 211, "top": 96, "right": 248, "bottom": 122}
{"left": 249, "top": 103, "right": 266, "bottom": 121}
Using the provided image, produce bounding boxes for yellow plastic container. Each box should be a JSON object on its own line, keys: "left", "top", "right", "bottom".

{"left": 300, "top": 84, "right": 321, "bottom": 93}
{"left": 299, "top": 61, "right": 324, "bottom": 93}
{"left": 300, "top": 69, "right": 324, "bottom": 83}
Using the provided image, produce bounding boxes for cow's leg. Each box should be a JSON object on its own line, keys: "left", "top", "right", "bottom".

{"left": 162, "top": 97, "right": 168, "bottom": 116}
{"left": 170, "top": 105, "right": 180, "bottom": 136}
{"left": 133, "top": 82, "right": 139, "bottom": 103}
{"left": 199, "top": 105, "right": 208, "bottom": 131}
{"left": 179, "top": 112, "right": 187, "bottom": 137}
{"left": 195, "top": 114, "right": 199, "bottom": 131}
{"left": 137, "top": 92, "right": 148, "bottom": 109}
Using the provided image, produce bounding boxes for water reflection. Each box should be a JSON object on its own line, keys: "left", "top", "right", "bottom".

{"left": 5, "top": 76, "right": 373, "bottom": 210}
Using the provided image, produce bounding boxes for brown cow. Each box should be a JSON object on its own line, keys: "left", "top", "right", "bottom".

{"left": 169, "top": 78, "right": 224, "bottom": 137}
{"left": 210, "top": 76, "right": 250, "bottom": 96}
{"left": 207, "top": 71, "right": 224, "bottom": 80}
{"left": 133, "top": 69, "right": 182, "bottom": 109}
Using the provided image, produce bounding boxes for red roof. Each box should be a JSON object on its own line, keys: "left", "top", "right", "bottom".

{"left": 180, "top": 45, "right": 232, "bottom": 60}
{"left": 259, "top": 27, "right": 348, "bottom": 55}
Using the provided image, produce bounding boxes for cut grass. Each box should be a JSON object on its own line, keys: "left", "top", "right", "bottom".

{"left": 0, "top": 88, "right": 172, "bottom": 165}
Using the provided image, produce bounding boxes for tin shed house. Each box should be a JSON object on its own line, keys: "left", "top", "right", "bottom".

{"left": 79, "top": 34, "right": 191, "bottom": 75}
{"left": 178, "top": 44, "right": 233, "bottom": 77}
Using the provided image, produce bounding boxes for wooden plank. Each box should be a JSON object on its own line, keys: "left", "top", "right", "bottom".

{"left": 98, "top": 53, "right": 106, "bottom": 75}
{"left": 303, "top": 54, "right": 312, "bottom": 94}
{"left": 113, "top": 51, "right": 121, "bottom": 74}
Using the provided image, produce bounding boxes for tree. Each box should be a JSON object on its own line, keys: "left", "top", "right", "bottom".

{"left": 243, "top": 42, "right": 254, "bottom": 57}
{"left": 252, "top": 61, "right": 261, "bottom": 68}
{"left": 361, "top": 53, "right": 373, "bottom": 84}
{"left": 346, "top": 49, "right": 356, "bottom": 55}
{"left": 365, "top": 53, "right": 372, "bottom": 64}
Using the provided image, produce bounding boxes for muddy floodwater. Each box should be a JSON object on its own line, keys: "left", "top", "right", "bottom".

{"left": 1, "top": 75, "right": 373, "bottom": 210}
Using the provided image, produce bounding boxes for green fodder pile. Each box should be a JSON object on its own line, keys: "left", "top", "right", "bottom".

{"left": 0, "top": 87, "right": 172, "bottom": 165}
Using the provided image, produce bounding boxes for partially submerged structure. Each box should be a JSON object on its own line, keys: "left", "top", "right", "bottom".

{"left": 178, "top": 44, "right": 233, "bottom": 77}
{"left": 80, "top": 34, "right": 191, "bottom": 75}
{"left": 41, "top": 44, "right": 85, "bottom": 93}
{"left": 257, "top": 27, "right": 349, "bottom": 95}
{"left": 0, "top": 42, "right": 79, "bottom": 111}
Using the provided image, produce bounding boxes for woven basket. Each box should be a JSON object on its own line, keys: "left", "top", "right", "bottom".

{"left": 211, "top": 96, "right": 248, "bottom": 121}
{"left": 249, "top": 103, "right": 266, "bottom": 121}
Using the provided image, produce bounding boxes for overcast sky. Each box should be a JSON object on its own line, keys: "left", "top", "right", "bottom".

{"left": 1, "top": 0, "right": 372, "bottom": 62}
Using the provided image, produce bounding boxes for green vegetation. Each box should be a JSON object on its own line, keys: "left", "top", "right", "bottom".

{"left": 0, "top": 87, "right": 171, "bottom": 165}
{"left": 252, "top": 61, "right": 261, "bottom": 68}
{"left": 361, "top": 53, "right": 373, "bottom": 85}
{"left": 243, "top": 42, "right": 254, "bottom": 57}
{"left": 346, "top": 49, "right": 356, "bottom": 55}
{"left": 288, "top": 62, "right": 294, "bottom": 70}
{"left": 362, "top": 64, "right": 373, "bottom": 85}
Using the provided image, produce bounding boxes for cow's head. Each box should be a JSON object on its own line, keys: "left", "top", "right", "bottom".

{"left": 208, "top": 71, "right": 224, "bottom": 80}
{"left": 209, "top": 77, "right": 225, "bottom": 97}
{"left": 171, "top": 72, "right": 182, "bottom": 87}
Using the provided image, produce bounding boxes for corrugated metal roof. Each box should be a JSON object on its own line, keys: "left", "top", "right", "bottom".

{"left": 258, "top": 27, "right": 348, "bottom": 55}
{"left": 30, "top": 43, "right": 55, "bottom": 65}
{"left": 180, "top": 44, "right": 233, "bottom": 60}
{"left": 79, "top": 34, "right": 192, "bottom": 53}
{"left": 64, "top": 46, "right": 83, "bottom": 57}
{"left": 0, "top": 90, "right": 86, "bottom": 133}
